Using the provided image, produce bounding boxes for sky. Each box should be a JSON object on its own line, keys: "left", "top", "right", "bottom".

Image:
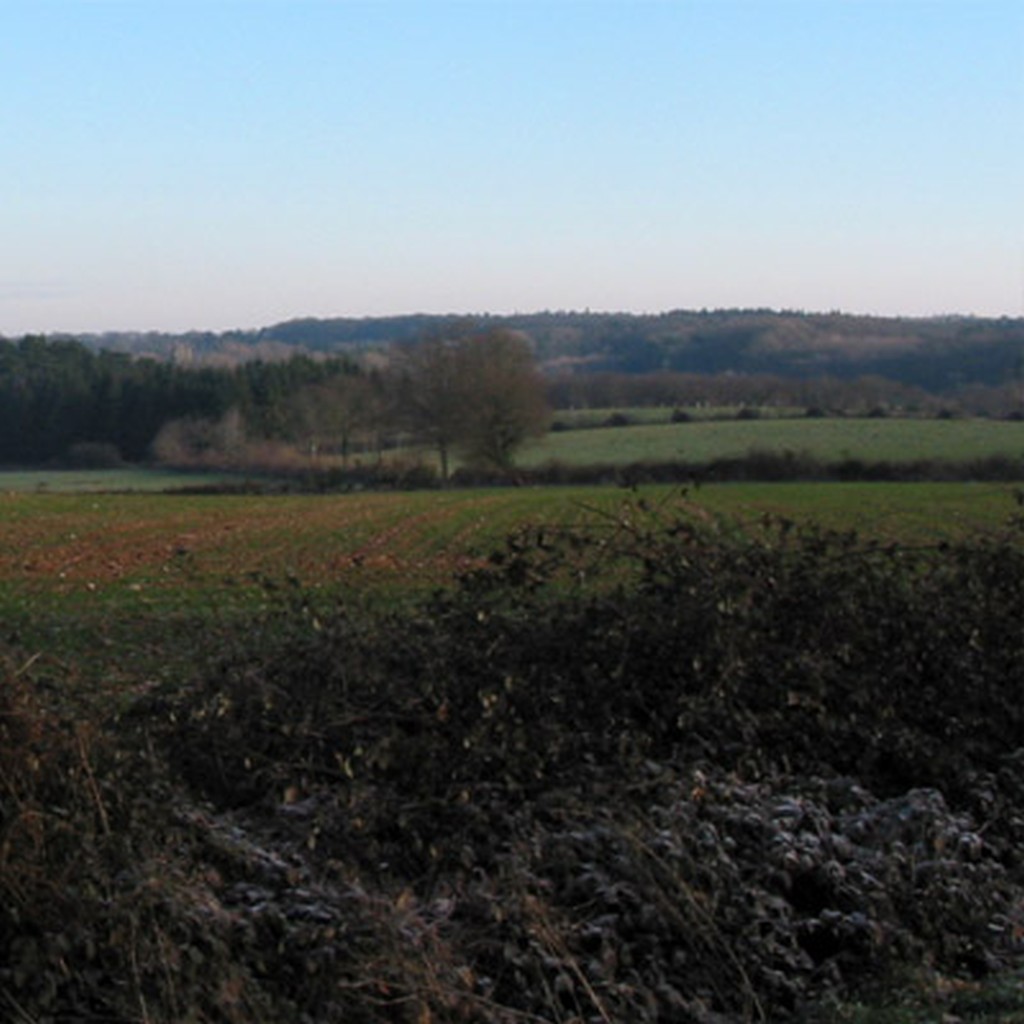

{"left": 2, "top": 0, "right": 1022, "bottom": 335}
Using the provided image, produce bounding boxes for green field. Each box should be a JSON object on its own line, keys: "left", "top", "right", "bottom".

{"left": 522, "top": 415, "right": 1024, "bottom": 467}
{"left": 2, "top": 481, "right": 1019, "bottom": 609}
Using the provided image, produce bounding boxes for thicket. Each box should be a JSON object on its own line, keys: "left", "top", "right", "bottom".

{"left": 3, "top": 498, "right": 1024, "bottom": 1021}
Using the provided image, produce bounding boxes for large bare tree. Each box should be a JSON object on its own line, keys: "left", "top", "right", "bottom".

{"left": 395, "top": 327, "right": 549, "bottom": 479}
{"left": 456, "top": 329, "right": 550, "bottom": 470}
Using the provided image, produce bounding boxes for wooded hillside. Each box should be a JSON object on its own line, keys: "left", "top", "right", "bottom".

{"left": 33, "top": 309, "right": 1024, "bottom": 392}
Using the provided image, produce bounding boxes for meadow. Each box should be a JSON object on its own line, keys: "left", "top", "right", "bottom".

{"left": 521, "top": 413, "right": 1024, "bottom": 468}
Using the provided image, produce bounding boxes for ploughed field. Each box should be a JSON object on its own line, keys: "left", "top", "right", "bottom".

{"left": 3, "top": 481, "right": 1024, "bottom": 1022}
{"left": 1, "top": 482, "right": 1018, "bottom": 602}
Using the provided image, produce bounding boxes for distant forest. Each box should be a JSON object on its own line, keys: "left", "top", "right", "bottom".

{"left": 0, "top": 337, "right": 357, "bottom": 465}
{"left": 43, "top": 308, "right": 1024, "bottom": 392}
{"left": 2, "top": 310, "right": 1022, "bottom": 468}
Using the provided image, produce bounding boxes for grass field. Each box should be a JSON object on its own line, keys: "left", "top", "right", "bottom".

{"left": 521, "top": 415, "right": 1024, "bottom": 467}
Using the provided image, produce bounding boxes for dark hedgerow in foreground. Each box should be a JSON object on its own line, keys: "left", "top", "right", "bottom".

{"left": 4, "top": 495, "right": 1024, "bottom": 1021}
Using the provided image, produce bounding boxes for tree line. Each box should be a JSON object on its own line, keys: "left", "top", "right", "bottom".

{"left": 0, "top": 335, "right": 360, "bottom": 465}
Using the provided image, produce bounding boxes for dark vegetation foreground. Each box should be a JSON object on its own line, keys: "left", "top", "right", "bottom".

{"left": 3, "top": 498, "right": 1024, "bottom": 1022}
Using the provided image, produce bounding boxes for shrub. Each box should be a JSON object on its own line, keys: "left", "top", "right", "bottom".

{"left": 604, "top": 411, "right": 632, "bottom": 427}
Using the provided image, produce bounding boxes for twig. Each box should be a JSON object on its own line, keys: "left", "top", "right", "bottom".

{"left": 129, "top": 917, "right": 153, "bottom": 1024}
{"left": 76, "top": 728, "right": 111, "bottom": 837}
{"left": 524, "top": 893, "right": 614, "bottom": 1024}
{"left": 13, "top": 653, "right": 42, "bottom": 679}
{"left": 623, "top": 820, "right": 767, "bottom": 1023}
{"left": 1, "top": 988, "right": 40, "bottom": 1024}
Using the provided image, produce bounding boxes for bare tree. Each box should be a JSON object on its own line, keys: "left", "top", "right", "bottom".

{"left": 457, "top": 329, "right": 550, "bottom": 470}
{"left": 394, "top": 333, "right": 468, "bottom": 480}
{"left": 285, "top": 373, "right": 376, "bottom": 465}
{"left": 394, "top": 327, "right": 549, "bottom": 479}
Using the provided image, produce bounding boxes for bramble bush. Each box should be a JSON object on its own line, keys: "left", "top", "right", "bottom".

{"left": 154, "top": 494, "right": 1024, "bottom": 1020}
{"left": 4, "top": 493, "right": 1024, "bottom": 1021}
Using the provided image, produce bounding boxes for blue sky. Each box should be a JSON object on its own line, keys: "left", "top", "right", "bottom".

{"left": 2, "top": 0, "right": 1021, "bottom": 334}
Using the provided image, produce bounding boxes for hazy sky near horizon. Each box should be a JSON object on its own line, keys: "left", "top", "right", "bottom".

{"left": 3, "top": 0, "right": 1022, "bottom": 335}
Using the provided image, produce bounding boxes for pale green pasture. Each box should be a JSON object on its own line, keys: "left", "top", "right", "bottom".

{"left": 521, "top": 416, "right": 1024, "bottom": 467}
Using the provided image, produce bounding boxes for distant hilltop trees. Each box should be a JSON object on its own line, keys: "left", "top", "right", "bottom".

{"left": 32, "top": 308, "right": 1024, "bottom": 393}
